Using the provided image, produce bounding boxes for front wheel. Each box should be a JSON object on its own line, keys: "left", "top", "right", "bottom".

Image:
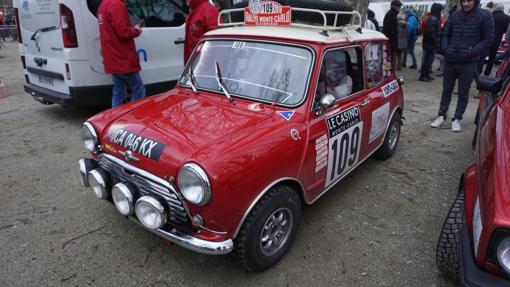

{"left": 235, "top": 185, "right": 301, "bottom": 271}
{"left": 374, "top": 112, "right": 401, "bottom": 160}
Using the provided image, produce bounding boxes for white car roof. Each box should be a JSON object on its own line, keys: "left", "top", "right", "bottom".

{"left": 206, "top": 25, "right": 387, "bottom": 44}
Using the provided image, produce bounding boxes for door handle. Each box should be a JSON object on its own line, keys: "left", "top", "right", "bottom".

{"left": 360, "top": 98, "right": 371, "bottom": 106}
{"left": 174, "top": 38, "right": 185, "bottom": 45}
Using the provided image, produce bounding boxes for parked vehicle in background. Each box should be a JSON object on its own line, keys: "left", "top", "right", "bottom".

{"left": 78, "top": 2, "right": 405, "bottom": 271}
{"left": 436, "top": 56, "right": 510, "bottom": 286}
{"left": 12, "top": 0, "right": 188, "bottom": 107}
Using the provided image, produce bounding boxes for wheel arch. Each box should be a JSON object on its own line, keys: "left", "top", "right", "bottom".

{"left": 233, "top": 177, "right": 305, "bottom": 238}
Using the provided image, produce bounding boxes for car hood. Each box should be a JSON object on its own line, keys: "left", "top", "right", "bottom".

{"left": 100, "top": 90, "right": 276, "bottom": 176}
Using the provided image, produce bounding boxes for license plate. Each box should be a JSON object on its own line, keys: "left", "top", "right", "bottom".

{"left": 38, "top": 75, "right": 54, "bottom": 87}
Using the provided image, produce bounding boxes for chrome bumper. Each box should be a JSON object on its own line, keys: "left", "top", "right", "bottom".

{"left": 129, "top": 217, "right": 234, "bottom": 255}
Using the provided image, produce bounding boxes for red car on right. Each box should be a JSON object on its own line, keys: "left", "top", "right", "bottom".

{"left": 436, "top": 59, "right": 510, "bottom": 285}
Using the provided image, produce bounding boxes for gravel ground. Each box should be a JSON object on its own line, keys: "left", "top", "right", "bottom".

{"left": 0, "top": 41, "right": 477, "bottom": 286}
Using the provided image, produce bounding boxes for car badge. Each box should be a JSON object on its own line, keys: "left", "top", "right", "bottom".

{"left": 119, "top": 150, "right": 140, "bottom": 162}
{"left": 290, "top": 129, "right": 301, "bottom": 141}
{"left": 276, "top": 110, "right": 295, "bottom": 121}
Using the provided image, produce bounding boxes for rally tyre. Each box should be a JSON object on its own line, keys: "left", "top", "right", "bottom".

{"left": 231, "top": 0, "right": 353, "bottom": 26}
{"left": 235, "top": 185, "right": 301, "bottom": 272}
{"left": 374, "top": 112, "right": 401, "bottom": 160}
{"left": 435, "top": 192, "right": 464, "bottom": 282}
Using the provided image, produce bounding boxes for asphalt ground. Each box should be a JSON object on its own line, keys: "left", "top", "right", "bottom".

{"left": 0, "top": 41, "right": 477, "bottom": 286}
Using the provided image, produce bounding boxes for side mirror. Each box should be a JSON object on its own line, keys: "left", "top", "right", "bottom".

{"left": 397, "top": 76, "right": 405, "bottom": 86}
{"left": 477, "top": 75, "right": 502, "bottom": 96}
{"left": 320, "top": 93, "right": 336, "bottom": 110}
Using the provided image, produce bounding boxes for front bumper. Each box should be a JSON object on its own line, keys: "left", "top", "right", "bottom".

{"left": 79, "top": 157, "right": 233, "bottom": 255}
{"left": 460, "top": 226, "right": 509, "bottom": 287}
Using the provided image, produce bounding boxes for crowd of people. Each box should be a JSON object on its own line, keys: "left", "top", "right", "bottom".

{"left": 381, "top": 0, "right": 503, "bottom": 133}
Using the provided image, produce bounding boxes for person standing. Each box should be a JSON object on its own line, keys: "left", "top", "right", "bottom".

{"left": 396, "top": 12, "right": 408, "bottom": 71}
{"left": 184, "top": 0, "right": 219, "bottom": 64}
{"left": 367, "top": 9, "right": 380, "bottom": 31}
{"left": 419, "top": 3, "right": 443, "bottom": 82}
{"left": 383, "top": 0, "right": 403, "bottom": 71}
{"left": 97, "top": 0, "right": 145, "bottom": 108}
{"left": 402, "top": 8, "right": 419, "bottom": 69}
{"left": 484, "top": 4, "right": 510, "bottom": 76}
{"left": 430, "top": 0, "right": 494, "bottom": 132}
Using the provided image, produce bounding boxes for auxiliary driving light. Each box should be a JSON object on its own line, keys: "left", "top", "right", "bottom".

{"left": 88, "top": 169, "right": 110, "bottom": 200}
{"left": 112, "top": 183, "right": 135, "bottom": 216}
{"left": 135, "top": 196, "right": 167, "bottom": 230}
{"left": 78, "top": 158, "right": 96, "bottom": 187}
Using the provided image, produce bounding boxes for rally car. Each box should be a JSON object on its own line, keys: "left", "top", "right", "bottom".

{"left": 78, "top": 1, "right": 404, "bottom": 271}
{"left": 436, "top": 54, "right": 510, "bottom": 285}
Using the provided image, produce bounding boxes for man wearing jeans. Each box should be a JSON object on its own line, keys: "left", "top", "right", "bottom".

{"left": 430, "top": 0, "right": 493, "bottom": 132}
{"left": 98, "top": 0, "right": 145, "bottom": 107}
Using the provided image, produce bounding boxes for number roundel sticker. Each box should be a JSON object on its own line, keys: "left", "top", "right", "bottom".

{"left": 325, "top": 106, "right": 363, "bottom": 187}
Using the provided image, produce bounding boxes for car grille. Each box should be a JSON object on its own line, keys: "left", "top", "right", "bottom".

{"left": 98, "top": 156, "right": 189, "bottom": 226}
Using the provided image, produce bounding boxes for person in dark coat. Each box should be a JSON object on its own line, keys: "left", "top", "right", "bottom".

{"left": 382, "top": 0, "right": 403, "bottom": 70}
{"left": 367, "top": 9, "right": 380, "bottom": 31}
{"left": 419, "top": 3, "right": 443, "bottom": 82}
{"left": 430, "top": 0, "right": 494, "bottom": 133}
{"left": 484, "top": 3, "right": 510, "bottom": 75}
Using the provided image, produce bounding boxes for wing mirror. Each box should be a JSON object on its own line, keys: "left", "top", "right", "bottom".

{"left": 477, "top": 75, "right": 502, "bottom": 96}
{"left": 320, "top": 93, "right": 336, "bottom": 110}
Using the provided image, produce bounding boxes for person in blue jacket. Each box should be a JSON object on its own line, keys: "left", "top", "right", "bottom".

{"left": 402, "top": 8, "right": 419, "bottom": 69}
{"left": 430, "top": 0, "right": 494, "bottom": 133}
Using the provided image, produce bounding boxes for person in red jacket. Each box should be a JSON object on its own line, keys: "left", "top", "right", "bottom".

{"left": 184, "top": 0, "right": 219, "bottom": 64}
{"left": 97, "top": 0, "right": 145, "bottom": 107}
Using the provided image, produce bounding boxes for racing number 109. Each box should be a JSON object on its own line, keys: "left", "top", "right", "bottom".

{"left": 326, "top": 122, "right": 363, "bottom": 186}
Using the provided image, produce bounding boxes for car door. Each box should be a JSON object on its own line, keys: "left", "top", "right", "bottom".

{"left": 304, "top": 46, "right": 374, "bottom": 202}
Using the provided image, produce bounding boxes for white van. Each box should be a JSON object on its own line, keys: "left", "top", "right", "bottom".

{"left": 13, "top": 0, "right": 188, "bottom": 107}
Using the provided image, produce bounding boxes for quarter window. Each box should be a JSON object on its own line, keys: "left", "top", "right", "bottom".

{"left": 365, "top": 42, "right": 392, "bottom": 88}
{"left": 87, "top": 0, "right": 188, "bottom": 27}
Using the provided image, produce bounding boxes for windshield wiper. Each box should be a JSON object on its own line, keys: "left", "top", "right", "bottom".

{"left": 215, "top": 61, "right": 232, "bottom": 102}
{"left": 187, "top": 65, "right": 198, "bottom": 94}
{"left": 30, "top": 26, "right": 58, "bottom": 41}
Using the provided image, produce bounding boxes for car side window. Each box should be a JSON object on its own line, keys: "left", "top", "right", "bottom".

{"left": 365, "top": 42, "right": 392, "bottom": 88}
{"left": 315, "top": 47, "right": 363, "bottom": 106}
{"left": 87, "top": 0, "right": 188, "bottom": 28}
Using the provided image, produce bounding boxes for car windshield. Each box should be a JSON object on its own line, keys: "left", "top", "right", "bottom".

{"left": 179, "top": 40, "right": 313, "bottom": 106}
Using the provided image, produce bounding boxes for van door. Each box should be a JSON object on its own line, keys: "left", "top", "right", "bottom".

{"left": 18, "top": 0, "right": 69, "bottom": 94}
{"left": 83, "top": 0, "right": 188, "bottom": 86}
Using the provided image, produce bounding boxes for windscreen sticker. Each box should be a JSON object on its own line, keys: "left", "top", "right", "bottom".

{"left": 109, "top": 129, "right": 166, "bottom": 161}
{"left": 276, "top": 110, "right": 295, "bottom": 121}
{"left": 325, "top": 106, "right": 363, "bottom": 187}
{"left": 369, "top": 103, "right": 390, "bottom": 143}
{"left": 382, "top": 79, "right": 399, "bottom": 97}
{"left": 315, "top": 134, "right": 328, "bottom": 172}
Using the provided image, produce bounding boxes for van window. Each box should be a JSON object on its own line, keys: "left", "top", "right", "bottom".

{"left": 87, "top": 0, "right": 188, "bottom": 28}
{"left": 18, "top": 0, "right": 60, "bottom": 32}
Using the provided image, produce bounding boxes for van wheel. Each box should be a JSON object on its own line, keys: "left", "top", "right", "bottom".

{"left": 374, "top": 112, "right": 401, "bottom": 160}
{"left": 235, "top": 185, "right": 301, "bottom": 272}
{"left": 231, "top": 0, "right": 353, "bottom": 26}
{"left": 436, "top": 192, "right": 464, "bottom": 281}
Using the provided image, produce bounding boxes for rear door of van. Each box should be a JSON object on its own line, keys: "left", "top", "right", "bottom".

{"left": 17, "top": 0, "right": 70, "bottom": 96}
{"left": 83, "top": 0, "right": 187, "bottom": 89}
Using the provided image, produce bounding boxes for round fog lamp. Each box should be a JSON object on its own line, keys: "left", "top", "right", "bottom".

{"left": 135, "top": 196, "right": 167, "bottom": 230}
{"left": 112, "top": 183, "right": 135, "bottom": 216}
{"left": 88, "top": 169, "right": 109, "bottom": 200}
{"left": 497, "top": 238, "right": 510, "bottom": 275}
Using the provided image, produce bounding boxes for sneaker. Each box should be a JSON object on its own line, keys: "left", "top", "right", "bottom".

{"left": 431, "top": 116, "right": 446, "bottom": 128}
{"left": 451, "top": 119, "right": 461, "bottom": 132}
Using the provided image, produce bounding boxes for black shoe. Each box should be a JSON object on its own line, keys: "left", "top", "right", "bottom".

{"left": 425, "top": 76, "right": 435, "bottom": 81}
{"left": 419, "top": 76, "right": 431, "bottom": 82}
{"left": 402, "top": 64, "right": 407, "bottom": 68}
{"left": 409, "top": 65, "right": 417, "bottom": 69}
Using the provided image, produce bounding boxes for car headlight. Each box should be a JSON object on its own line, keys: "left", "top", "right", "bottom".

{"left": 81, "top": 122, "right": 98, "bottom": 152}
{"left": 135, "top": 196, "right": 167, "bottom": 229}
{"left": 497, "top": 237, "right": 510, "bottom": 274}
{"left": 177, "top": 163, "right": 211, "bottom": 206}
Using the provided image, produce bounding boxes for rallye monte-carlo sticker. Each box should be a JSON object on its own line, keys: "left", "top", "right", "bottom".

{"left": 109, "top": 129, "right": 166, "bottom": 161}
{"left": 325, "top": 106, "right": 363, "bottom": 187}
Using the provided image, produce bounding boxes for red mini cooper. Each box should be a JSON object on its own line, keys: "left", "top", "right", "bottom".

{"left": 78, "top": 3, "right": 404, "bottom": 271}
{"left": 436, "top": 55, "right": 510, "bottom": 285}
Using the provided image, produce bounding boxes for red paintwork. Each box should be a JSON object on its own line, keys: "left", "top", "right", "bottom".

{"left": 464, "top": 58, "right": 510, "bottom": 278}
{"left": 86, "top": 32, "right": 404, "bottom": 242}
